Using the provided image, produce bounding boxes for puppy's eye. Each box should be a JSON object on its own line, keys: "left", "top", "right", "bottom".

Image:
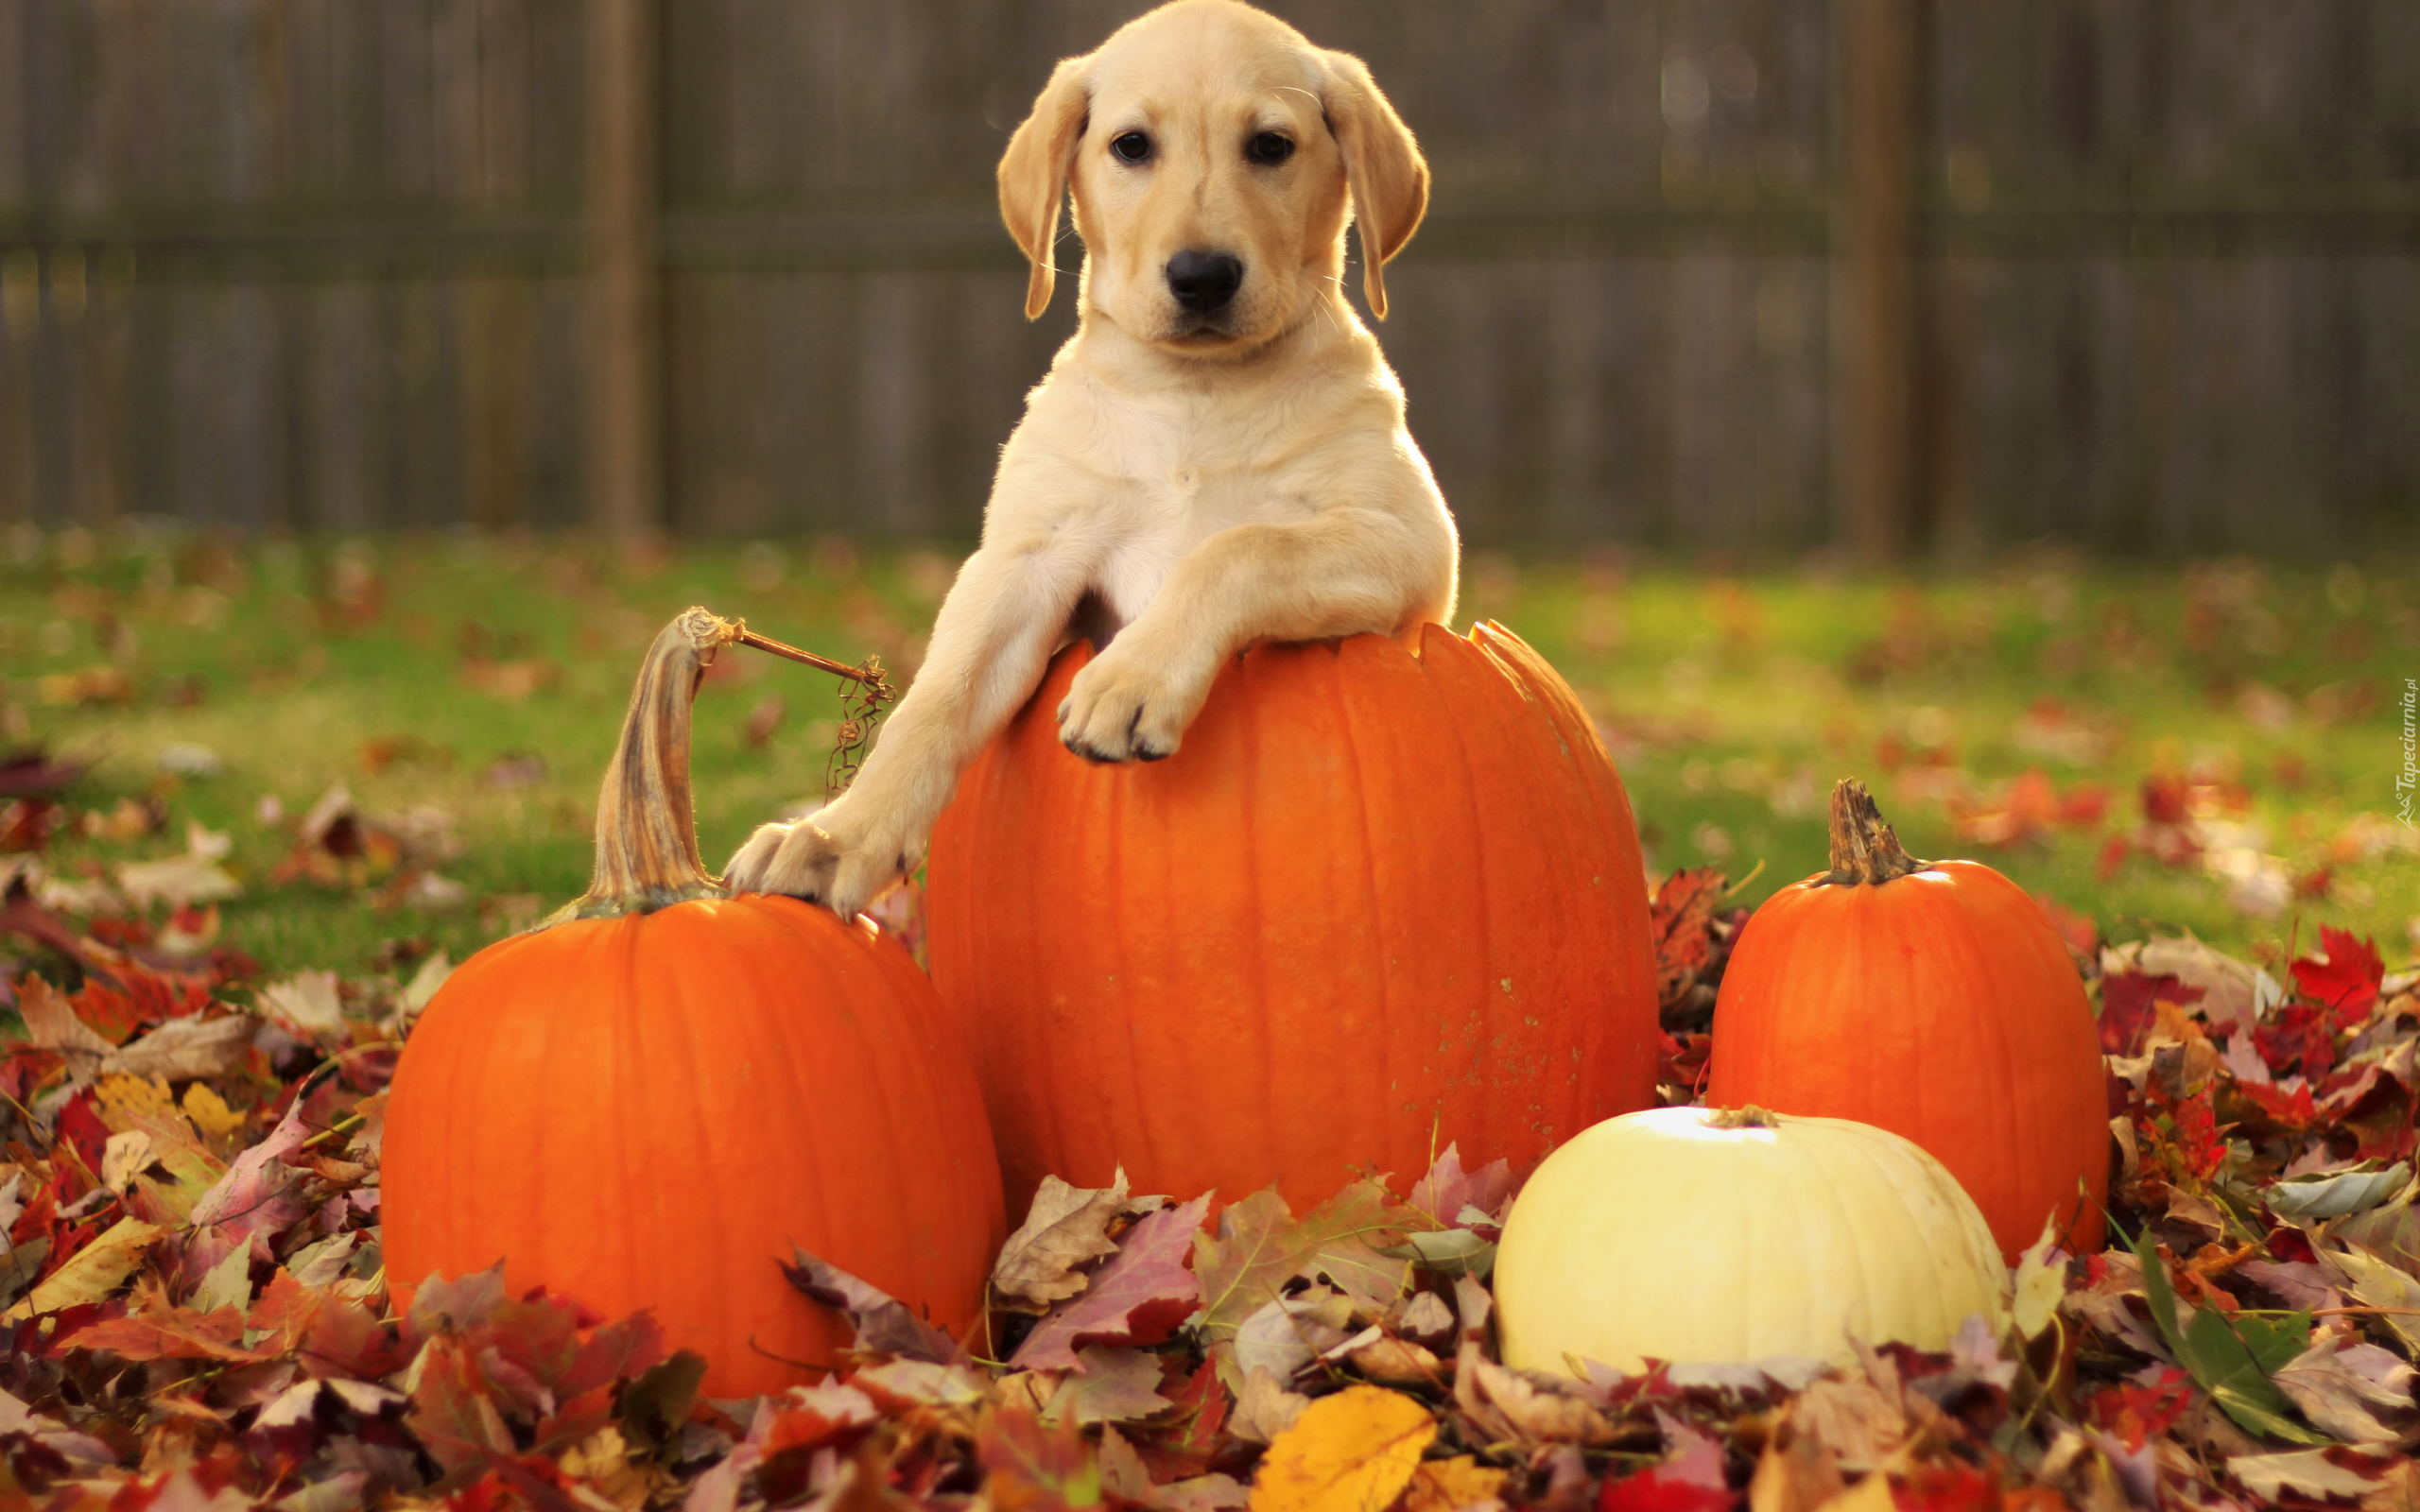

{"left": 1110, "top": 131, "right": 1153, "bottom": 164}
{"left": 1246, "top": 131, "right": 1294, "bottom": 166}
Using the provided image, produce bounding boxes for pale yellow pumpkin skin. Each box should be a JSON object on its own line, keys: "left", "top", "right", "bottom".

{"left": 1495, "top": 1107, "right": 2010, "bottom": 1375}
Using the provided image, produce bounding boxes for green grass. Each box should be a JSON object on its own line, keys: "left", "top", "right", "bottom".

{"left": 3, "top": 524, "right": 2414, "bottom": 984}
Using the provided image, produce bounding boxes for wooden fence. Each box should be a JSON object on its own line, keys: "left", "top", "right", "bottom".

{"left": 0, "top": 0, "right": 2414, "bottom": 557}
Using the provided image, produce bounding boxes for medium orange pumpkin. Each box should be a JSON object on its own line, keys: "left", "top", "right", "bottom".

{"left": 1705, "top": 779, "right": 2107, "bottom": 1262}
{"left": 926, "top": 623, "right": 1660, "bottom": 1215}
{"left": 383, "top": 610, "right": 1005, "bottom": 1397}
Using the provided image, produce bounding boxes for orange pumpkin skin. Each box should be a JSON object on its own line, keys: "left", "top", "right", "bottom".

{"left": 926, "top": 623, "right": 1660, "bottom": 1215}
{"left": 1705, "top": 856, "right": 2107, "bottom": 1263}
{"left": 383, "top": 896, "right": 1006, "bottom": 1398}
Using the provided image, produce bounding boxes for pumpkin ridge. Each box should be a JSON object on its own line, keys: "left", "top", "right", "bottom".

{"left": 752, "top": 902, "right": 848, "bottom": 1359}
{"left": 1107, "top": 738, "right": 1150, "bottom": 1190}
{"left": 1238, "top": 650, "right": 1282, "bottom": 1194}
{"left": 1945, "top": 871, "right": 2030, "bottom": 1243}
{"left": 645, "top": 914, "right": 730, "bottom": 1363}
{"left": 1331, "top": 642, "right": 1402, "bottom": 1177}
{"left": 1426, "top": 637, "right": 1505, "bottom": 1148}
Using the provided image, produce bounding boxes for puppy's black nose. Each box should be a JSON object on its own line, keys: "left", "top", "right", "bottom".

{"left": 1166, "top": 249, "right": 1243, "bottom": 315}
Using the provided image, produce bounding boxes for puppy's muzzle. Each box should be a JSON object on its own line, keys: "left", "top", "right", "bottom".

{"left": 1167, "top": 249, "right": 1244, "bottom": 315}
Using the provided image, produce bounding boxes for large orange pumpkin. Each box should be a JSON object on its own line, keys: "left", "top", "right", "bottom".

{"left": 1705, "top": 779, "right": 2107, "bottom": 1262}
{"left": 383, "top": 610, "right": 1005, "bottom": 1397}
{"left": 926, "top": 623, "right": 1659, "bottom": 1214}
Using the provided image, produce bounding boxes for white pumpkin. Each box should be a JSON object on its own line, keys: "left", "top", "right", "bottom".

{"left": 1494, "top": 1106, "right": 2011, "bottom": 1375}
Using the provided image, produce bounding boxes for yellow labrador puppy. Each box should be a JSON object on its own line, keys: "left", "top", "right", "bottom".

{"left": 726, "top": 0, "right": 1459, "bottom": 915}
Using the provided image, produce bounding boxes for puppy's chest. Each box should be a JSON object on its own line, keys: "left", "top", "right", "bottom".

{"left": 1105, "top": 413, "right": 1322, "bottom": 533}
{"left": 1088, "top": 430, "right": 1315, "bottom": 626}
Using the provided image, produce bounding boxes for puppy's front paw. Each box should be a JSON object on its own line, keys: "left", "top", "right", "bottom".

{"left": 723, "top": 806, "right": 919, "bottom": 919}
{"left": 1057, "top": 647, "right": 1202, "bottom": 764}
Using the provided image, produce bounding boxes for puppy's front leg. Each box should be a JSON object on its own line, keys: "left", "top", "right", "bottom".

{"left": 1059, "top": 507, "right": 1450, "bottom": 763}
{"left": 727, "top": 533, "right": 1098, "bottom": 915}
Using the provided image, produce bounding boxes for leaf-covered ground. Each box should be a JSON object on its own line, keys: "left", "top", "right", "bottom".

{"left": 1, "top": 524, "right": 2417, "bottom": 1509}
{"left": 2, "top": 852, "right": 2419, "bottom": 1510}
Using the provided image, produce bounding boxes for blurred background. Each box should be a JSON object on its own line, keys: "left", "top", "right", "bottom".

{"left": 0, "top": 2, "right": 2414, "bottom": 989}
{"left": 0, "top": 0, "right": 2413, "bottom": 558}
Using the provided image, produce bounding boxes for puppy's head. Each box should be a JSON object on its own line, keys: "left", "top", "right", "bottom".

{"left": 997, "top": 0, "right": 1427, "bottom": 350}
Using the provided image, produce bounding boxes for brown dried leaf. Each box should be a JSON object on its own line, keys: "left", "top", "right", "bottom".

{"left": 993, "top": 1170, "right": 1135, "bottom": 1313}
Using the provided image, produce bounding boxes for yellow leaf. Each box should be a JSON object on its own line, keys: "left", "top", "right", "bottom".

{"left": 1405, "top": 1455, "right": 1507, "bottom": 1512}
{"left": 182, "top": 1083, "right": 248, "bottom": 1140}
{"left": 1249, "top": 1384, "right": 1437, "bottom": 1512}
{"left": 3, "top": 1217, "right": 166, "bottom": 1320}
{"left": 94, "top": 1074, "right": 179, "bottom": 1133}
{"left": 1811, "top": 1474, "right": 1895, "bottom": 1512}
{"left": 2011, "top": 1215, "right": 2066, "bottom": 1341}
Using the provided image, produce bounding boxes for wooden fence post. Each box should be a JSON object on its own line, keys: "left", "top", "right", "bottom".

{"left": 587, "top": 0, "right": 662, "bottom": 541}
{"left": 1834, "top": 0, "right": 1918, "bottom": 563}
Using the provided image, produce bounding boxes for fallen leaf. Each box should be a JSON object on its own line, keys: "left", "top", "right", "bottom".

{"left": 259, "top": 971, "right": 346, "bottom": 1035}
{"left": 2276, "top": 1337, "right": 2416, "bottom": 1445}
{"left": 981, "top": 1405, "right": 1103, "bottom": 1512}
{"left": 994, "top": 1170, "right": 1136, "bottom": 1312}
{"left": 2229, "top": 1449, "right": 2382, "bottom": 1502}
{"left": 1468, "top": 1355, "right": 1615, "bottom": 1445}
{"left": 1098, "top": 1423, "right": 1155, "bottom": 1502}
{"left": 1406, "top": 1142, "right": 1516, "bottom": 1228}
{"left": 1292, "top": 1178, "right": 1415, "bottom": 1310}
{"left": 115, "top": 850, "right": 242, "bottom": 909}
{"left": 189, "top": 1093, "right": 313, "bottom": 1238}
{"left": 1232, "top": 1291, "right": 1353, "bottom": 1385}
{"left": 2325, "top": 1246, "right": 2420, "bottom": 1359}
{"left": 109, "top": 1014, "right": 255, "bottom": 1081}
{"left": 1406, "top": 1456, "right": 1509, "bottom": 1512}
{"left": 1747, "top": 1406, "right": 1843, "bottom": 1512}
{"left": 65, "top": 1297, "right": 261, "bottom": 1362}
{"left": 1014, "top": 1194, "right": 1207, "bottom": 1369}
{"left": 1790, "top": 1378, "right": 1907, "bottom": 1470}
{"left": 782, "top": 1246, "right": 958, "bottom": 1362}
{"left": 2270, "top": 1163, "right": 2412, "bottom": 1222}
{"left": 408, "top": 1332, "right": 517, "bottom": 1474}
{"left": 3, "top": 1216, "right": 165, "bottom": 1319}
{"left": 1227, "top": 1366, "right": 1311, "bottom": 1445}
{"left": 1600, "top": 1410, "right": 1735, "bottom": 1512}
{"left": 1046, "top": 1345, "right": 1173, "bottom": 1424}
{"left": 2013, "top": 1218, "right": 2068, "bottom": 1339}
{"left": 1195, "top": 1188, "right": 1303, "bottom": 1346}
{"left": 1247, "top": 1383, "right": 1436, "bottom": 1512}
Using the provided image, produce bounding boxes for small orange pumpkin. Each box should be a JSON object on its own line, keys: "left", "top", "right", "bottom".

{"left": 927, "top": 624, "right": 1661, "bottom": 1216}
{"left": 382, "top": 610, "right": 1005, "bottom": 1397}
{"left": 1705, "top": 779, "right": 2107, "bottom": 1262}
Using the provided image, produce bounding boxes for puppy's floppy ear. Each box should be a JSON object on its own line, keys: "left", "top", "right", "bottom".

{"left": 1318, "top": 49, "right": 1427, "bottom": 320}
{"left": 998, "top": 55, "right": 1091, "bottom": 320}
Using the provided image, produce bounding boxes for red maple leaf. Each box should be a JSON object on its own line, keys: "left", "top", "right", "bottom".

{"left": 1895, "top": 1461, "right": 2005, "bottom": 1512}
{"left": 2292, "top": 926, "right": 2385, "bottom": 1027}
{"left": 2099, "top": 972, "right": 2201, "bottom": 1057}
{"left": 2235, "top": 1078, "right": 2320, "bottom": 1132}
{"left": 1409, "top": 1143, "right": 1516, "bottom": 1227}
{"left": 2253, "top": 1002, "right": 2335, "bottom": 1082}
{"left": 65, "top": 1301, "right": 263, "bottom": 1364}
{"left": 2086, "top": 1368, "right": 2193, "bottom": 1451}
{"left": 1650, "top": 868, "right": 1726, "bottom": 1007}
{"left": 1012, "top": 1194, "right": 1208, "bottom": 1369}
{"left": 1599, "top": 1420, "right": 1735, "bottom": 1512}
{"left": 2160, "top": 1090, "right": 2228, "bottom": 1181}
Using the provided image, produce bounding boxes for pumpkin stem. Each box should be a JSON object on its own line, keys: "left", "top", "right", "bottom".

{"left": 1707, "top": 1106, "right": 1781, "bottom": 1130}
{"left": 537, "top": 608, "right": 899, "bottom": 932}
{"left": 1821, "top": 779, "right": 1929, "bottom": 885}
{"left": 541, "top": 607, "right": 741, "bottom": 928}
